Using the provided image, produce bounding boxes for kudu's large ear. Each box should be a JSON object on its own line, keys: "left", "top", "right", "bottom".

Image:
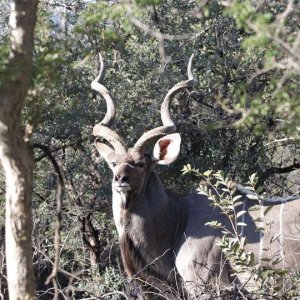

{"left": 95, "top": 140, "right": 115, "bottom": 163}
{"left": 152, "top": 133, "right": 181, "bottom": 165}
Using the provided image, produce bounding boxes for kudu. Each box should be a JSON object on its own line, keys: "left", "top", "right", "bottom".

{"left": 92, "top": 54, "right": 300, "bottom": 299}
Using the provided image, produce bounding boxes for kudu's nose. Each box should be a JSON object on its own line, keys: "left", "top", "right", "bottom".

{"left": 114, "top": 174, "right": 129, "bottom": 185}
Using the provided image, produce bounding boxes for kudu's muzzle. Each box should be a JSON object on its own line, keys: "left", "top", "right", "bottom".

{"left": 113, "top": 164, "right": 132, "bottom": 192}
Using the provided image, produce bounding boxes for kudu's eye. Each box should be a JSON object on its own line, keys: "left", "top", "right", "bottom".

{"left": 136, "top": 162, "right": 145, "bottom": 168}
{"left": 111, "top": 162, "right": 117, "bottom": 167}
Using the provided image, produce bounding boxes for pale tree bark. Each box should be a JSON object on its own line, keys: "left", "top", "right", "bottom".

{"left": 0, "top": 0, "right": 38, "bottom": 299}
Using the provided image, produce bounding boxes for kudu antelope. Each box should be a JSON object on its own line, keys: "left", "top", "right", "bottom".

{"left": 92, "top": 54, "right": 300, "bottom": 298}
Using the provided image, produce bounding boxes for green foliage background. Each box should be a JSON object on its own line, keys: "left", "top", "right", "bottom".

{"left": 0, "top": 0, "right": 299, "bottom": 298}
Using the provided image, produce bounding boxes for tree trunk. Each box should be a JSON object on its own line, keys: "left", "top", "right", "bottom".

{"left": 0, "top": 0, "right": 38, "bottom": 299}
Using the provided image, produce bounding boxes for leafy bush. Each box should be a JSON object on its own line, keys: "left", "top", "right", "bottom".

{"left": 183, "top": 166, "right": 300, "bottom": 299}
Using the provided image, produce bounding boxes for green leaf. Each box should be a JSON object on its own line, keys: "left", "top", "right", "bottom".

{"left": 272, "top": 257, "right": 283, "bottom": 265}
{"left": 240, "top": 236, "right": 247, "bottom": 247}
{"left": 255, "top": 227, "right": 265, "bottom": 232}
{"left": 264, "top": 205, "right": 274, "bottom": 216}
{"left": 233, "top": 195, "right": 243, "bottom": 202}
{"left": 205, "top": 221, "right": 224, "bottom": 229}
{"left": 253, "top": 217, "right": 264, "bottom": 223}
{"left": 270, "top": 233, "right": 281, "bottom": 243}
{"left": 203, "top": 170, "right": 212, "bottom": 177}
{"left": 236, "top": 210, "right": 247, "bottom": 219}
{"left": 237, "top": 222, "right": 247, "bottom": 227}
{"left": 248, "top": 205, "right": 261, "bottom": 211}
{"left": 246, "top": 194, "right": 259, "bottom": 200}
{"left": 197, "top": 190, "right": 208, "bottom": 196}
{"left": 249, "top": 173, "right": 257, "bottom": 184}
{"left": 261, "top": 257, "right": 271, "bottom": 262}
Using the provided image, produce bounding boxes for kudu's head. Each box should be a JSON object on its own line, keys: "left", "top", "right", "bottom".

{"left": 93, "top": 54, "right": 194, "bottom": 206}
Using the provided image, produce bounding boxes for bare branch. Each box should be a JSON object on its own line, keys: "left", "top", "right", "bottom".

{"left": 33, "top": 144, "right": 64, "bottom": 287}
{"left": 34, "top": 247, "right": 83, "bottom": 281}
{"left": 265, "top": 137, "right": 299, "bottom": 146}
{"left": 125, "top": 2, "right": 190, "bottom": 67}
{"left": 129, "top": 248, "right": 171, "bottom": 281}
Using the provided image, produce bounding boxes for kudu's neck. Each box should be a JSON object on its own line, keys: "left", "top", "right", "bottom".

{"left": 112, "top": 169, "right": 182, "bottom": 242}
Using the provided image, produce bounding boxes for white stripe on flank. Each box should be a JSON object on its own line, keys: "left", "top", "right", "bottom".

{"left": 280, "top": 203, "right": 285, "bottom": 268}
{"left": 240, "top": 200, "right": 246, "bottom": 237}
{"left": 259, "top": 204, "right": 264, "bottom": 263}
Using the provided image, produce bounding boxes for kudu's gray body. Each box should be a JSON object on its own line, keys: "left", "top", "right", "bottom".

{"left": 92, "top": 54, "right": 300, "bottom": 298}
